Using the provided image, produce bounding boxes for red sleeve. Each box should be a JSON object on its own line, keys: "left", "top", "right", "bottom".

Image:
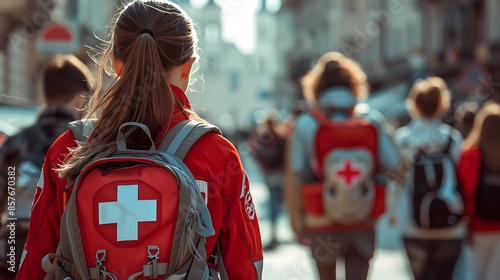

{"left": 208, "top": 140, "right": 263, "bottom": 279}
{"left": 181, "top": 134, "right": 263, "bottom": 280}
{"left": 17, "top": 131, "right": 76, "bottom": 279}
{"left": 457, "top": 148, "right": 481, "bottom": 219}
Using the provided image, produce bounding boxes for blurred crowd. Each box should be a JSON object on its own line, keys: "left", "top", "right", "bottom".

{"left": 247, "top": 52, "right": 500, "bottom": 280}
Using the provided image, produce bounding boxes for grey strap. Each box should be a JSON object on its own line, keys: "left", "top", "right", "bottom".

{"left": 115, "top": 262, "right": 168, "bottom": 280}
{"left": 116, "top": 122, "right": 156, "bottom": 152}
{"left": 41, "top": 254, "right": 58, "bottom": 274}
{"left": 41, "top": 253, "right": 72, "bottom": 278}
{"left": 176, "top": 237, "right": 210, "bottom": 280}
{"left": 165, "top": 121, "right": 198, "bottom": 156}
{"left": 158, "top": 120, "right": 192, "bottom": 151}
{"left": 88, "top": 268, "right": 118, "bottom": 280}
{"left": 159, "top": 120, "right": 220, "bottom": 160}
{"left": 216, "top": 242, "right": 229, "bottom": 280}
{"left": 69, "top": 118, "right": 97, "bottom": 143}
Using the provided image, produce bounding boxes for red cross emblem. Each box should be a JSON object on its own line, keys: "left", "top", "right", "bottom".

{"left": 336, "top": 160, "right": 362, "bottom": 186}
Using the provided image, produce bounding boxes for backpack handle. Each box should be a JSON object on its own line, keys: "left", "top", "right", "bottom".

{"left": 116, "top": 122, "right": 156, "bottom": 153}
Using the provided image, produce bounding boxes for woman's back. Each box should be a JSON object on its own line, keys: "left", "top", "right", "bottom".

{"left": 16, "top": 1, "right": 263, "bottom": 279}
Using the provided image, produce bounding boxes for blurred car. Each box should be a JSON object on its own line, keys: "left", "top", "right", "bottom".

{"left": 0, "top": 105, "right": 40, "bottom": 147}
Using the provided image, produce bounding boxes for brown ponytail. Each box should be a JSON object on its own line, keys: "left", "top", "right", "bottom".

{"left": 58, "top": 1, "right": 198, "bottom": 180}
{"left": 464, "top": 102, "right": 500, "bottom": 172}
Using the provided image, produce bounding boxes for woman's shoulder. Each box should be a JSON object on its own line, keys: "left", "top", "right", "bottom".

{"left": 460, "top": 146, "right": 481, "bottom": 159}
{"left": 48, "top": 130, "right": 77, "bottom": 155}
{"left": 394, "top": 125, "right": 411, "bottom": 142}
{"left": 45, "top": 129, "right": 78, "bottom": 169}
{"left": 186, "top": 130, "right": 241, "bottom": 163}
{"left": 295, "top": 111, "right": 316, "bottom": 127}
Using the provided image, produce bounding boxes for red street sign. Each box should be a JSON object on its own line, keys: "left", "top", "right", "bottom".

{"left": 41, "top": 23, "right": 73, "bottom": 41}
{"left": 37, "top": 21, "right": 79, "bottom": 54}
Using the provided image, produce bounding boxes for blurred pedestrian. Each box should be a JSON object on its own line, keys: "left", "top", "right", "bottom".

{"left": 285, "top": 52, "right": 401, "bottom": 280}
{"left": 391, "top": 77, "right": 465, "bottom": 280}
{"left": 458, "top": 102, "right": 500, "bottom": 280}
{"left": 454, "top": 100, "right": 480, "bottom": 139}
{"left": 281, "top": 100, "right": 309, "bottom": 137}
{"left": 16, "top": 1, "right": 263, "bottom": 279}
{"left": 249, "top": 113, "right": 286, "bottom": 251}
{"left": 0, "top": 54, "right": 92, "bottom": 278}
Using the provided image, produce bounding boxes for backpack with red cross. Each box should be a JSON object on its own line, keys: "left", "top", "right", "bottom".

{"left": 302, "top": 108, "right": 386, "bottom": 228}
{"left": 42, "top": 120, "right": 219, "bottom": 280}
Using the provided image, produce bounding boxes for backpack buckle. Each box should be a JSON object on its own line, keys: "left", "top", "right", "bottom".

{"left": 93, "top": 249, "right": 110, "bottom": 280}
{"left": 147, "top": 246, "right": 160, "bottom": 278}
{"left": 95, "top": 249, "right": 107, "bottom": 266}
{"left": 147, "top": 245, "right": 160, "bottom": 260}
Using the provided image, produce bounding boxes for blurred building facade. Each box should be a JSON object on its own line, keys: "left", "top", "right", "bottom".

{"left": 0, "top": 0, "right": 116, "bottom": 106}
{"left": 181, "top": 0, "right": 276, "bottom": 132}
{"left": 0, "top": 0, "right": 276, "bottom": 132}
{"left": 3, "top": 0, "right": 499, "bottom": 125}
{"left": 279, "top": 0, "right": 422, "bottom": 96}
{"left": 416, "top": 0, "right": 500, "bottom": 100}
{"left": 278, "top": 0, "right": 500, "bottom": 103}
{"left": 255, "top": 0, "right": 296, "bottom": 115}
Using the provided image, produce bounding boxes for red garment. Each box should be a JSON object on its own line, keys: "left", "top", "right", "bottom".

{"left": 16, "top": 86, "right": 263, "bottom": 279}
{"left": 458, "top": 147, "right": 500, "bottom": 232}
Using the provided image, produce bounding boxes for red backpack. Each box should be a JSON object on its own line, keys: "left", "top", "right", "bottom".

{"left": 301, "top": 108, "right": 386, "bottom": 230}
{"left": 42, "top": 120, "right": 219, "bottom": 280}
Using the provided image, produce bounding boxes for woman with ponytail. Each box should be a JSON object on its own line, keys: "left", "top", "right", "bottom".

{"left": 392, "top": 77, "right": 465, "bottom": 280}
{"left": 458, "top": 103, "right": 500, "bottom": 280}
{"left": 285, "top": 52, "right": 401, "bottom": 280}
{"left": 16, "top": 1, "right": 263, "bottom": 279}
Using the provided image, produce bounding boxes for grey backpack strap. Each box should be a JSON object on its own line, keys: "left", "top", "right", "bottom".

{"left": 68, "top": 118, "right": 97, "bottom": 143}
{"left": 159, "top": 120, "right": 221, "bottom": 160}
{"left": 172, "top": 236, "right": 210, "bottom": 280}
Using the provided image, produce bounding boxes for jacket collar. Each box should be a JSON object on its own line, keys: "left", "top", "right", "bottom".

{"left": 155, "top": 85, "right": 193, "bottom": 143}
{"left": 171, "top": 84, "right": 191, "bottom": 110}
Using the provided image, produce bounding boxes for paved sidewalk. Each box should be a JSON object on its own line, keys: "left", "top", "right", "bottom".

{"left": 257, "top": 209, "right": 412, "bottom": 280}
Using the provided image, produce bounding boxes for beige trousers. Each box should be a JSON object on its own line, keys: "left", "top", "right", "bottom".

{"left": 471, "top": 233, "right": 500, "bottom": 280}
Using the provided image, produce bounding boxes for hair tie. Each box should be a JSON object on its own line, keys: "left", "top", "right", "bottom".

{"left": 140, "top": 28, "right": 154, "bottom": 38}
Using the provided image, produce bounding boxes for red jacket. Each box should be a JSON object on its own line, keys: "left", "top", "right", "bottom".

{"left": 16, "top": 86, "right": 263, "bottom": 279}
{"left": 458, "top": 147, "right": 500, "bottom": 232}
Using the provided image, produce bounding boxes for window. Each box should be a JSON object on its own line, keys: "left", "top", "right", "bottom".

{"left": 230, "top": 71, "right": 239, "bottom": 92}
{"left": 205, "top": 24, "right": 220, "bottom": 44}
{"left": 66, "top": 0, "right": 78, "bottom": 18}
{"left": 259, "top": 57, "right": 266, "bottom": 73}
{"left": 343, "top": 0, "right": 357, "bottom": 12}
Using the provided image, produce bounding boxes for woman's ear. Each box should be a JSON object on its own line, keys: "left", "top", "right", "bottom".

{"left": 181, "top": 57, "right": 197, "bottom": 81}
{"left": 112, "top": 58, "right": 124, "bottom": 77}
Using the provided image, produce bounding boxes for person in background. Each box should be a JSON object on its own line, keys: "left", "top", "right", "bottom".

{"left": 391, "top": 77, "right": 465, "bottom": 280}
{"left": 286, "top": 52, "right": 400, "bottom": 280}
{"left": 16, "top": 1, "right": 263, "bottom": 279}
{"left": 455, "top": 100, "right": 480, "bottom": 139}
{"left": 458, "top": 102, "right": 500, "bottom": 280}
{"left": 0, "top": 54, "right": 92, "bottom": 277}
{"left": 281, "top": 100, "right": 309, "bottom": 137}
{"left": 249, "top": 113, "right": 286, "bottom": 251}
